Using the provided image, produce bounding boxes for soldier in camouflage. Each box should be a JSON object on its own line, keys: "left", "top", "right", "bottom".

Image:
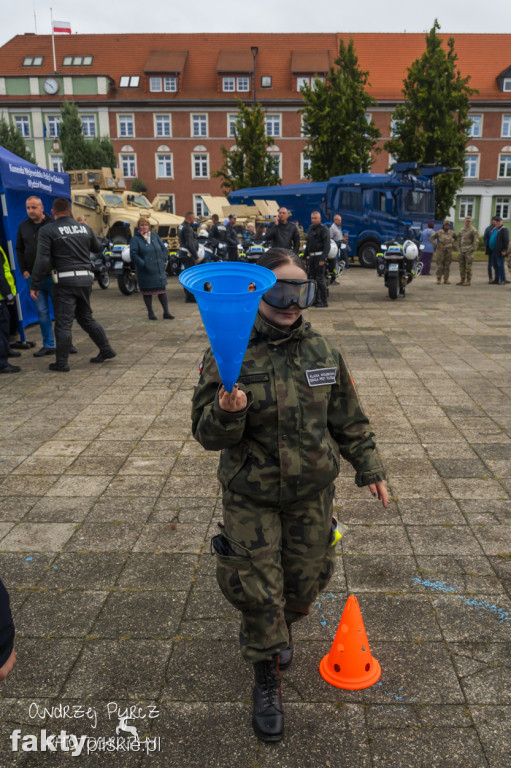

{"left": 456, "top": 217, "right": 479, "bottom": 286}
{"left": 430, "top": 219, "right": 458, "bottom": 284}
{"left": 191, "top": 248, "right": 387, "bottom": 742}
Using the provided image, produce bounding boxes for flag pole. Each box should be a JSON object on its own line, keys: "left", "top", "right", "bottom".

{"left": 50, "top": 7, "right": 57, "bottom": 73}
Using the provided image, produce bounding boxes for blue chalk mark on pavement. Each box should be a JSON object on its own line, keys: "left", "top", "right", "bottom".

{"left": 412, "top": 578, "right": 510, "bottom": 623}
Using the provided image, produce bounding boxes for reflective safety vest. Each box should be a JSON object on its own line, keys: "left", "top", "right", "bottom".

{"left": 0, "top": 246, "right": 16, "bottom": 300}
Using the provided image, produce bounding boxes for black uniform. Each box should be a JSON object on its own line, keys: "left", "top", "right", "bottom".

{"left": 32, "top": 216, "right": 114, "bottom": 368}
{"left": 225, "top": 221, "right": 239, "bottom": 261}
{"left": 178, "top": 220, "right": 199, "bottom": 302}
{"left": 210, "top": 221, "right": 227, "bottom": 245}
{"left": 264, "top": 220, "right": 300, "bottom": 254}
{"left": 305, "top": 223, "right": 330, "bottom": 306}
{"left": 15, "top": 214, "right": 53, "bottom": 274}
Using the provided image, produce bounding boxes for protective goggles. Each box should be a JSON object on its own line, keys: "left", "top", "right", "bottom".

{"left": 262, "top": 279, "right": 316, "bottom": 310}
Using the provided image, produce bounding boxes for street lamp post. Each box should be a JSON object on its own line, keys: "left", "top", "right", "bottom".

{"left": 251, "top": 46, "right": 259, "bottom": 106}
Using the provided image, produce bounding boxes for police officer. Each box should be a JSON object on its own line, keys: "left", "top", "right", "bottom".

{"left": 264, "top": 207, "right": 300, "bottom": 254}
{"left": 209, "top": 214, "right": 227, "bottom": 246}
{"left": 305, "top": 210, "right": 330, "bottom": 306}
{"left": 178, "top": 211, "right": 200, "bottom": 303}
{"left": 456, "top": 217, "right": 479, "bottom": 286}
{"left": 430, "top": 219, "right": 457, "bottom": 284}
{"left": 225, "top": 214, "right": 239, "bottom": 261}
{"left": 30, "top": 197, "right": 116, "bottom": 372}
{"left": 0, "top": 245, "right": 21, "bottom": 374}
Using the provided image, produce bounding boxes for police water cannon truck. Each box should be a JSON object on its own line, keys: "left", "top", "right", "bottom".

{"left": 228, "top": 163, "right": 459, "bottom": 268}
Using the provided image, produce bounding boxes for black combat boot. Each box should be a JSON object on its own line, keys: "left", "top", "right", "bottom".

{"left": 252, "top": 655, "right": 284, "bottom": 742}
{"left": 279, "top": 623, "right": 294, "bottom": 670}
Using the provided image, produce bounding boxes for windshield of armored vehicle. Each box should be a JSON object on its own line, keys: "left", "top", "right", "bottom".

{"left": 132, "top": 195, "right": 152, "bottom": 208}
{"left": 403, "top": 190, "right": 434, "bottom": 215}
{"left": 102, "top": 194, "right": 124, "bottom": 207}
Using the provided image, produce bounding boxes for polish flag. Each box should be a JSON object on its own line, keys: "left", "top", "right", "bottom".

{"left": 52, "top": 20, "right": 71, "bottom": 34}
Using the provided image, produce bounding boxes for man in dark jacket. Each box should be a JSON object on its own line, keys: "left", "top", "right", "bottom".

{"left": 491, "top": 216, "right": 510, "bottom": 285}
{"left": 16, "top": 196, "right": 56, "bottom": 356}
{"left": 30, "top": 197, "right": 115, "bottom": 372}
{"left": 305, "top": 211, "right": 330, "bottom": 307}
{"left": 225, "top": 214, "right": 239, "bottom": 261}
{"left": 178, "top": 211, "right": 200, "bottom": 302}
{"left": 0, "top": 579, "right": 15, "bottom": 682}
{"left": 264, "top": 208, "right": 300, "bottom": 254}
{"left": 0, "top": 245, "right": 21, "bottom": 374}
{"left": 209, "top": 214, "right": 227, "bottom": 246}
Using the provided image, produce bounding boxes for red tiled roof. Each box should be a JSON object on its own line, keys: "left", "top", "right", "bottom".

{"left": 290, "top": 51, "right": 330, "bottom": 73}
{"left": 0, "top": 32, "right": 510, "bottom": 102}
{"left": 143, "top": 50, "right": 188, "bottom": 73}
{"left": 216, "top": 50, "right": 254, "bottom": 73}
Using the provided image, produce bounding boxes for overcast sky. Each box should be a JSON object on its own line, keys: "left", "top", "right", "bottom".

{"left": 3, "top": 0, "right": 511, "bottom": 47}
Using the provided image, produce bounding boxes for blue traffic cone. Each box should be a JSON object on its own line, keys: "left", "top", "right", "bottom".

{"left": 179, "top": 263, "right": 276, "bottom": 392}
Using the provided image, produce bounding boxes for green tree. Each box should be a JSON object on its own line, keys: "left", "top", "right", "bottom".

{"left": 300, "top": 38, "right": 381, "bottom": 181}
{"left": 214, "top": 99, "right": 281, "bottom": 193}
{"left": 60, "top": 101, "right": 116, "bottom": 172}
{"left": 0, "top": 118, "right": 34, "bottom": 163}
{"left": 384, "top": 20, "right": 476, "bottom": 219}
{"left": 131, "top": 177, "right": 147, "bottom": 194}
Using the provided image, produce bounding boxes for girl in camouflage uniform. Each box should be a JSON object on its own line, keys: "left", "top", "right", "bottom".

{"left": 192, "top": 249, "right": 387, "bottom": 742}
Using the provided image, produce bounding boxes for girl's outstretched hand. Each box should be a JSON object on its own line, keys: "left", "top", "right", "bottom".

{"left": 369, "top": 480, "right": 388, "bottom": 508}
{"left": 218, "top": 384, "right": 247, "bottom": 412}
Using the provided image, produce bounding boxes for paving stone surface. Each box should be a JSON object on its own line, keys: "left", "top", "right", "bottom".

{"left": 0, "top": 264, "right": 510, "bottom": 766}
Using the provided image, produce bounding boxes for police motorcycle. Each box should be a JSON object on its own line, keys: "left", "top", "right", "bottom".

{"left": 241, "top": 241, "right": 268, "bottom": 263}
{"left": 198, "top": 228, "right": 226, "bottom": 263}
{"left": 110, "top": 244, "right": 137, "bottom": 295}
{"left": 90, "top": 239, "right": 110, "bottom": 290}
{"left": 301, "top": 239, "right": 344, "bottom": 285}
{"left": 376, "top": 238, "right": 423, "bottom": 300}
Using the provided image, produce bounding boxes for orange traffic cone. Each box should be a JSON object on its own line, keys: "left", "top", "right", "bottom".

{"left": 319, "top": 594, "right": 381, "bottom": 690}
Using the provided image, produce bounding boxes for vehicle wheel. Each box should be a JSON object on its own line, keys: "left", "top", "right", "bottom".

{"left": 388, "top": 275, "right": 399, "bottom": 300}
{"left": 167, "top": 257, "right": 180, "bottom": 277}
{"left": 117, "top": 273, "right": 137, "bottom": 295}
{"left": 358, "top": 241, "right": 379, "bottom": 268}
{"left": 97, "top": 272, "right": 110, "bottom": 289}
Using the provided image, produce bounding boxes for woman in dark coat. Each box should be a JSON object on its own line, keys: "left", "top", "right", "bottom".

{"left": 130, "top": 217, "right": 174, "bottom": 320}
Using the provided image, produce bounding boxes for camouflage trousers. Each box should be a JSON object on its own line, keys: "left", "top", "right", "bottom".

{"left": 212, "top": 484, "right": 336, "bottom": 663}
{"left": 435, "top": 247, "right": 453, "bottom": 279}
{"left": 458, "top": 250, "right": 475, "bottom": 281}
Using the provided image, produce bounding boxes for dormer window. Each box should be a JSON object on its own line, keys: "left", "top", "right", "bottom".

{"left": 497, "top": 67, "right": 511, "bottom": 92}
{"left": 504, "top": 78, "right": 511, "bottom": 92}
{"left": 23, "top": 56, "right": 43, "bottom": 66}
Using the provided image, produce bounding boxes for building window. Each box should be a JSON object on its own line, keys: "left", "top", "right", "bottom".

{"left": 120, "top": 153, "right": 136, "bottom": 178}
{"left": 156, "top": 153, "right": 173, "bottom": 178}
{"left": 222, "top": 76, "right": 235, "bottom": 92}
{"left": 23, "top": 56, "right": 43, "bottom": 66}
{"left": 390, "top": 118, "right": 399, "bottom": 137}
{"left": 237, "top": 76, "right": 250, "bottom": 92}
{"left": 63, "top": 56, "right": 93, "bottom": 66}
{"left": 503, "top": 78, "right": 511, "bottom": 92}
{"left": 459, "top": 196, "right": 475, "bottom": 219}
{"left": 14, "top": 116, "right": 30, "bottom": 137}
{"left": 301, "top": 153, "right": 311, "bottom": 178}
{"left": 155, "top": 114, "right": 172, "bottom": 137}
{"left": 296, "top": 75, "right": 324, "bottom": 91}
{"left": 80, "top": 115, "right": 96, "bottom": 137}
{"left": 192, "top": 153, "right": 209, "bottom": 179}
{"left": 268, "top": 150, "right": 282, "bottom": 176}
{"left": 193, "top": 194, "right": 209, "bottom": 218}
{"left": 467, "top": 115, "right": 482, "bottom": 138}
{"left": 464, "top": 154, "right": 479, "bottom": 179}
{"left": 227, "top": 114, "right": 238, "bottom": 137}
{"left": 47, "top": 116, "right": 61, "bottom": 138}
{"left": 118, "top": 114, "right": 135, "bottom": 137}
{"left": 261, "top": 76, "right": 272, "bottom": 88}
{"left": 266, "top": 114, "right": 281, "bottom": 137}
{"left": 502, "top": 115, "right": 511, "bottom": 138}
{"left": 498, "top": 154, "right": 511, "bottom": 178}
{"left": 119, "top": 76, "right": 140, "bottom": 88}
{"left": 495, "top": 197, "right": 510, "bottom": 220}
{"left": 150, "top": 77, "right": 162, "bottom": 92}
{"left": 191, "top": 114, "right": 208, "bottom": 138}
{"left": 50, "top": 155, "right": 64, "bottom": 173}
{"left": 164, "top": 76, "right": 178, "bottom": 92}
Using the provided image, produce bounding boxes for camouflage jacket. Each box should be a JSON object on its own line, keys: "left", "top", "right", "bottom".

{"left": 430, "top": 229, "right": 457, "bottom": 250}
{"left": 191, "top": 313, "right": 385, "bottom": 504}
{"left": 457, "top": 226, "right": 479, "bottom": 253}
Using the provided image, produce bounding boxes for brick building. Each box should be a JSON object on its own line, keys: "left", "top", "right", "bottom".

{"left": 0, "top": 31, "right": 510, "bottom": 230}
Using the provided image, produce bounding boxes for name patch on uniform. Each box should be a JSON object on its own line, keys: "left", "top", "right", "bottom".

{"left": 306, "top": 367, "right": 337, "bottom": 387}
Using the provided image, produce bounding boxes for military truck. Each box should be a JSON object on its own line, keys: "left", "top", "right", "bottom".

{"left": 69, "top": 168, "right": 181, "bottom": 246}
